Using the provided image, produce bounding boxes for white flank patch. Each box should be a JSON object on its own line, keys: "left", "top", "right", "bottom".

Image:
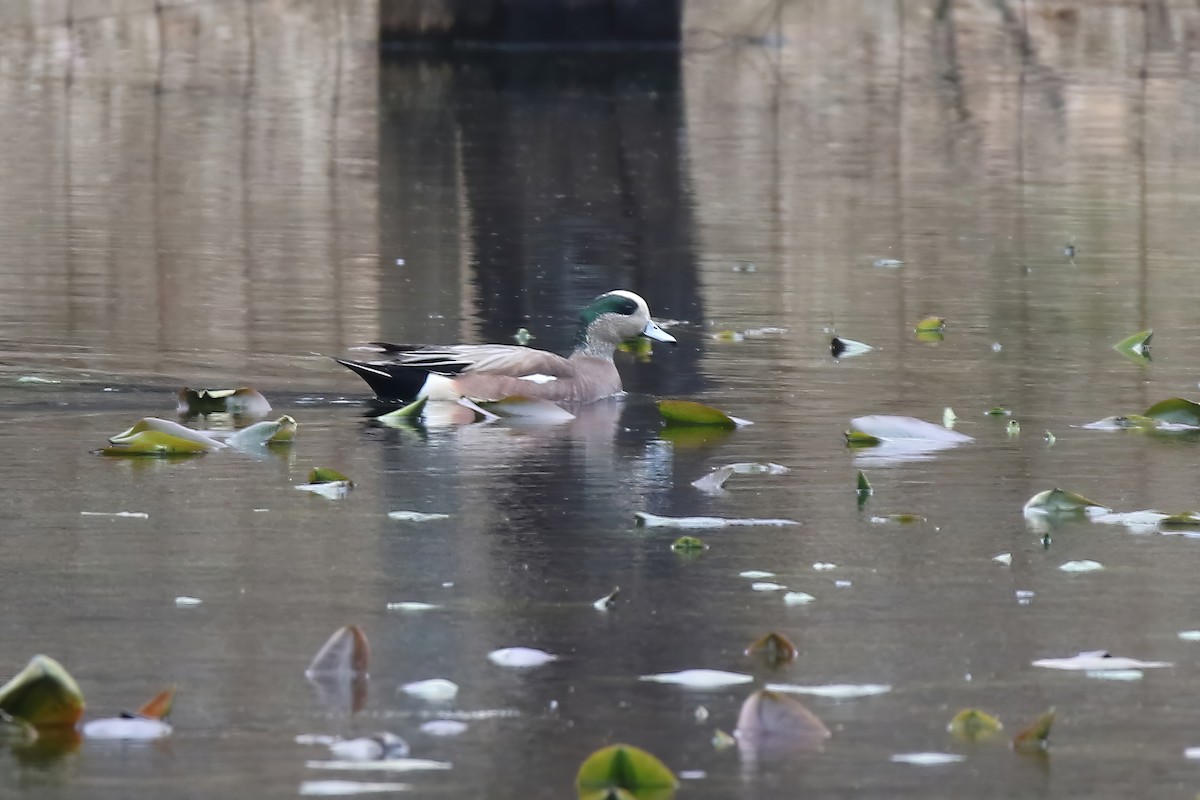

{"left": 638, "top": 669, "right": 754, "bottom": 688}
{"left": 487, "top": 647, "right": 558, "bottom": 668}
{"left": 890, "top": 752, "right": 964, "bottom": 766}
{"left": 400, "top": 679, "right": 459, "bottom": 701}
{"left": 783, "top": 592, "right": 816, "bottom": 605}
{"left": 1178, "top": 630, "right": 1200, "bottom": 641}
{"left": 766, "top": 683, "right": 891, "bottom": 699}
{"left": 516, "top": 373, "right": 557, "bottom": 384}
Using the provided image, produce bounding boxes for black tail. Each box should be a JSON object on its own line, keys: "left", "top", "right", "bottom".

{"left": 332, "top": 357, "right": 430, "bottom": 402}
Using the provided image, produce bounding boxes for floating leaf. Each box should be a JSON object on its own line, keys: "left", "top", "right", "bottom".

{"left": 830, "top": 336, "right": 873, "bottom": 358}
{"left": 734, "top": 690, "right": 830, "bottom": 746}
{"left": 671, "top": 536, "right": 707, "bottom": 552}
{"left": 513, "top": 327, "right": 534, "bottom": 345}
{"left": 764, "top": 683, "right": 890, "bottom": 699}
{"left": 478, "top": 396, "right": 576, "bottom": 422}
{"left": 947, "top": 709, "right": 1003, "bottom": 741}
{"left": 855, "top": 470, "right": 872, "bottom": 495}
{"left": 1032, "top": 651, "right": 1170, "bottom": 671}
{"left": 487, "top": 647, "right": 557, "bottom": 668}
{"left": 985, "top": 407, "right": 1011, "bottom": 416}
{"left": 691, "top": 466, "right": 734, "bottom": 494}
{"left": 636, "top": 512, "right": 799, "bottom": 529}
{"left": 1159, "top": 511, "right": 1200, "bottom": 529}
{"left": 400, "top": 679, "right": 459, "bottom": 701}
{"left": 102, "top": 418, "right": 225, "bottom": 456}
{"left": 387, "top": 511, "right": 449, "bottom": 522}
{"left": 306, "top": 625, "right": 370, "bottom": 676}
{"left": 739, "top": 570, "right": 775, "bottom": 579}
{"left": 751, "top": 582, "right": 787, "bottom": 592}
{"left": 782, "top": 592, "right": 815, "bottom": 605}
{"left": 300, "top": 780, "right": 413, "bottom": 796}
{"left": 1113, "top": 329, "right": 1153, "bottom": 359}
{"left": 1058, "top": 559, "right": 1104, "bottom": 573}
{"left": 1012, "top": 708, "right": 1055, "bottom": 751}
{"left": 177, "top": 386, "right": 271, "bottom": 417}
{"left": 891, "top": 752, "right": 965, "bottom": 766}
{"left": 593, "top": 586, "right": 620, "bottom": 610}
{"left": 226, "top": 415, "right": 298, "bottom": 448}
{"left": 915, "top": 329, "right": 944, "bottom": 343}
{"left": 82, "top": 716, "right": 172, "bottom": 740}
{"left": 847, "top": 416, "right": 974, "bottom": 444}
{"left": 914, "top": 317, "right": 946, "bottom": 333}
{"left": 871, "top": 513, "right": 925, "bottom": 524}
{"left": 711, "top": 729, "right": 736, "bottom": 750}
{"left": 728, "top": 462, "right": 789, "bottom": 475}
{"left": 873, "top": 258, "right": 903, "bottom": 268}
{"left": 0, "top": 655, "right": 85, "bottom": 729}
{"left": 137, "top": 687, "right": 176, "bottom": 720}
{"left": 1022, "top": 488, "right": 1110, "bottom": 517}
{"left": 640, "top": 670, "right": 753, "bottom": 688}
{"left": 844, "top": 430, "right": 882, "bottom": 446}
{"left": 942, "top": 407, "right": 957, "bottom": 427}
{"left": 657, "top": 399, "right": 744, "bottom": 428}
{"left": 17, "top": 375, "right": 60, "bottom": 385}
{"left": 993, "top": 553, "right": 1013, "bottom": 566}
{"left": 1142, "top": 397, "right": 1200, "bottom": 426}
{"left": 1007, "top": 420, "right": 1020, "bottom": 436}
{"left": 745, "top": 632, "right": 797, "bottom": 668}
{"left": 309, "top": 467, "right": 352, "bottom": 485}
{"left": 576, "top": 743, "right": 677, "bottom": 800}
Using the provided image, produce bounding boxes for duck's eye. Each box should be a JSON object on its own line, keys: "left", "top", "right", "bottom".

{"left": 614, "top": 299, "right": 638, "bottom": 315}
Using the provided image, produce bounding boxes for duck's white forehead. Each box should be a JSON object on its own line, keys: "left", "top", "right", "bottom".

{"left": 607, "top": 289, "right": 649, "bottom": 314}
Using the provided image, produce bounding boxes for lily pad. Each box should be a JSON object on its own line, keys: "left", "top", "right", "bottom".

{"left": 844, "top": 430, "right": 882, "bottom": 446}
{"left": 1012, "top": 708, "right": 1055, "bottom": 752}
{"left": 670, "top": 536, "right": 708, "bottom": 552}
{"left": 102, "top": 418, "right": 225, "bottom": 456}
{"left": 947, "top": 709, "right": 1003, "bottom": 741}
{"left": 1142, "top": 397, "right": 1200, "bottom": 426}
{"left": 226, "top": 415, "right": 298, "bottom": 448}
{"left": 1032, "top": 651, "right": 1170, "bottom": 671}
{"left": 745, "top": 633, "right": 797, "bottom": 668}
{"left": 856, "top": 470, "right": 872, "bottom": 496}
{"left": 690, "top": 466, "right": 734, "bottom": 494}
{"left": 387, "top": 511, "right": 450, "bottom": 522}
{"left": 985, "top": 406, "right": 1011, "bottom": 416}
{"left": 487, "top": 647, "right": 557, "bottom": 668}
{"left": 891, "top": 752, "right": 964, "bottom": 766}
{"left": 1113, "top": 329, "right": 1153, "bottom": 359}
{"left": 309, "top": 467, "right": 352, "bottom": 484}
{"left": 1022, "top": 488, "right": 1110, "bottom": 517}
{"left": 478, "top": 396, "right": 576, "bottom": 422}
{"left": 0, "top": 655, "right": 85, "bottom": 729}
{"left": 400, "top": 679, "right": 459, "bottom": 702}
{"left": 306, "top": 625, "right": 370, "bottom": 676}
{"left": 82, "top": 716, "right": 172, "bottom": 740}
{"left": 576, "top": 743, "right": 677, "bottom": 800}
{"left": 593, "top": 587, "right": 620, "bottom": 610}
{"left": 915, "top": 316, "right": 946, "bottom": 333}
{"left": 847, "top": 416, "right": 974, "bottom": 444}
{"left": 734, "top": 689, "right": 830, "bottom": 745}
{"left": 656, "top": 400, "right": 748, "bottom": 428}
{"left": 830, "top": 336, "right": 874, "bottom": 358}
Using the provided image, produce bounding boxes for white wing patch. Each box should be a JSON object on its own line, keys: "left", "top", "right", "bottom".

{"left": 517, "top": 374, "right": 558, "bottom": 384}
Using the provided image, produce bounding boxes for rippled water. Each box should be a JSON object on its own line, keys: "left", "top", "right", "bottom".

{"left": 5, "top": 2, "right": 1200, "bottom": 798}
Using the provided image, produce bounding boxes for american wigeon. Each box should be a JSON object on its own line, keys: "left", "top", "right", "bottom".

{"left": 334, "top": 290, "right": 677, "bottom": 404}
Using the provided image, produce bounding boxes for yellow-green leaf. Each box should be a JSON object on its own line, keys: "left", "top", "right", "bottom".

{"left": 670, "top": 536, "right": 708, "bottom": 552}
{"left": 1113, "top": 329, "right": 1153, "bottom": 360}
{"left": 1159, "top": 512, "right": 1200, "bottom": 529}
{"left": 576, "top": 743, "right": 677, "bottom": 800}
{"left": 657, "top": 399, "right": 738, "bottom": 428}
{"left": 947, "top": 708, "right": 1003, "bottom": 741}
{"left": 308, "top": 467, "right": 352, "bottom": 485}
{"left": 377, "top": 396, "right": 427, "bottom": 420}
{"left": 100, "top": 429, "right": 220, "bottom": 456}
{"left": 1142, "top": 397, "right": 1200, "bottom": 426}
{"left": 856, "top": 470, "right": 872, "bottom": 494}
{"left": 108, "top": 418, "right": 224, "bottom": 450}
{"left": 915, "top": 316, "right": 946, "bottom": 333}
{"left": 0, "top": 655, "right": 85, "bottom": 729}
{"left": 845, "top": 430, "right": 882, "bottom": 446}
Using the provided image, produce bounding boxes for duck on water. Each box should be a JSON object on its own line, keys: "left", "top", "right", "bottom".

{"left": 333, "top": 290, "right": 676, "bottom": 404}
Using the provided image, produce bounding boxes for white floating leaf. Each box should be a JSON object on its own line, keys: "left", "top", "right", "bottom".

{"left": 174, "top": 596, "right": 202, "bottom": 607}
{"left": 727, "top": 462, "right": 789, "bottom": 475}
{"left": 873, "top": 258, "right": 903, "bottom": 268}
{"left": 783, "top": 592, "right": 816, "bottom": 605}
{"left": 17, "top": 376, "right": 60, "bottom": 384}
{"left": 834, "top": 580, "right": 852, "bottom": 588}
{"left": 751, "top": 582, "right": 787, "bottom": 592}
{"left": 296, "top": 482, "right": 352, "bottom": 500}
{"left": 82, "top": 717, "right": 172, "bottom": 740}
{"left": 386, "top": 602, "right": 437, "bottom": 612}
{"left": 592, "top": 586, "right": 619, "bottom": 611}
{"left": 678, "top": 770, "right": 707, "bottom": 780}
{"left": 1032, "top": 651, "right": 1171, "bottom": 671}
{"left": 400, "top": 679, "right": 459, "bottom": 701}
{"left": 1059, "top": 560, "right": 1104, "bottom": 573}
{"left": 300, "top": 781, "right": 412, "bottom": 796}
{"left": 812, "top": 562, "right": 836, "bottom": 571}
{"left": 739, "top": 570, "right": 776, "bottom": 579}
{"left": 1178, "top": 630, "right": 1200, "bottom": 641}
{"left": 328, "top": 734, "right": 409, "bottom": 762}
{"left": 1023, "top": 488, "right": 1110, "bottom": 517}
{"left": 691, "top": 466, "right": 735, "bottom": 494}
{"left": 890, "top": 752, "right": 964, "bottom": 766}
{"left": 765, "top": 683, "right": 891, "bottom": 699}
{"left": 487, "top": 647, "right": 557, "bottom": 668}
{"left": 849, "top": 415, "right": 974, "bottom": 443}
{"left": 638, "top": 669, "right": 754, "bottom": 688}
{"left": 387, "top": 511, "right": 450, "bottom": 522}
{"left": 635, "top": 512, "right": 799, "bottom": 529}
{"left": 830, "top": 336, "right": 874, "bottom": 358}
{"left": 1091, "top": 510, "right": 1168, "bottom": 533}
{"left": 305, "top": 760, "right": 450, "bottom": 773}
{"left": 419, "top": 720, "right": 468, "bottom": 737}
{"left": 992, "top": 553, "right": 1012, "bottom": 566}
{"left": 80, "top": 511, "right": 148, "bottom": 519}
{"left": 1185, "top": 747, "right": 1200, "bottom": 760}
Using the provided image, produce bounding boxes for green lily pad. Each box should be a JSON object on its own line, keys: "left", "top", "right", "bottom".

{"left": 1158, "top": 512, "right": 1200, "bottom": 529}
{"left": 670, "top": 536, "right": 708, "bottom": 552}
{"left": 1142, "top": 397, "right": 1200, "bottom": 426}
{"left": 856, "top": 470, "right": 872, "bottom": 495}
{"left": 99, "top": 429, "right": 221, "bottom": 456}
{"left": 985, "top": 407, "right": 1011, "bottom": 416}
{"left": 1113, "top": 329, "right": 1153, "bottom": 360}
{"left": 108, "top": 418, "right": 225, "bottom": 449}
{"left": 576, "top": 743, "right": 677, "bottom": 800}
{"left": 657, "top": 399, "right": 741, "bottom": 428}
{"left": 1022, "top": 488, "right": 1109, "bottom": 517}
{"left": 1012, "top": 707, "right": 1055, "bottom": 751}
{"left": 845, "top": 430, "right": 882, "bottom": 446}
{"left": 915, "top": 316, "right": 946, "bottom": 333}
{"left": 947, "top": 708, "right": 1003, "bottom": 741}
{"left": 309, "top": 467, "right": 352, "bottom": 485}
{"left": 915, "top": 329, "right": 945, "bottom": 343}
{"left": 226, "top": 416, "right": 298, "bottom": 448}
{"left": 0, "top": 655, "right": 85, "bottom": 729}
{"left": 377, "top": 396, "right": 428, "bottom": 421}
